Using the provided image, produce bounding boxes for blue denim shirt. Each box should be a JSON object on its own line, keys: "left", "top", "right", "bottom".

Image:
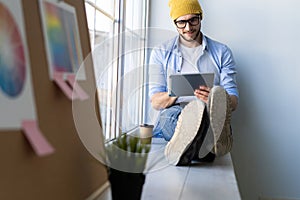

{"left": 149, "top": 35, "right": 239, "bottom": 101}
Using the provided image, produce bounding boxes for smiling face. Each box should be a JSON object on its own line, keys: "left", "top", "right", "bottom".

{"left": 174, "top": 14, "right": 202, "bottom": 47}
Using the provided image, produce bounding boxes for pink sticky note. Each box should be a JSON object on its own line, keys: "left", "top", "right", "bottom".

{"left": 22, "top": 120, "right": 55, "bottom": 157}
{"left": 66, "top": 74, "right": 89, "bottom": 101}
{"left": 53, "top": 72, "right": 77, "bottom": 100}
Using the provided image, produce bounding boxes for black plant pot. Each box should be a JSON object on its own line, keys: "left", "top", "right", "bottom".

{"left": 109, "top": 168, "right": 146, "bottom": 200}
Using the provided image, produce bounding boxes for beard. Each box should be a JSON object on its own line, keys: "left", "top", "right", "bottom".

{"left": 180, "top": 28, "right": 201, "bottom": 42}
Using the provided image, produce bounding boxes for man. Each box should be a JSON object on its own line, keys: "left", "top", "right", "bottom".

{"left": 149, "top": 0, "right": 239, "bottom": 166}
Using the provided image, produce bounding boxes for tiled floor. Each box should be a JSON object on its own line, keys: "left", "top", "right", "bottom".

{"left": 97, "top": 138, "right": 241, "bottom": 200}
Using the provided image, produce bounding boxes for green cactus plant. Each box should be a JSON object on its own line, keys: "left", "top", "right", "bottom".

{"left": 105, "top": 133, "right": 151, "bottom": 173}
{"left": 105, "top": 132, "right": 152, "bottom": 200}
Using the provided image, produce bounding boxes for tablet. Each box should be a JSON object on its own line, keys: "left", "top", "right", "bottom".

{"left": 168, "top": 73, "right": 214, "bottom": 96}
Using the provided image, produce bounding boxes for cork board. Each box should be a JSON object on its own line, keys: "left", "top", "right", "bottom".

{"left": 0, "top": 0, "right": 108, "bottom": 199}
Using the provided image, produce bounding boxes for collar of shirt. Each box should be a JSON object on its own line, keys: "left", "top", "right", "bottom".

{"left": 173, "top": 33, "right": 208, "bottom": 52}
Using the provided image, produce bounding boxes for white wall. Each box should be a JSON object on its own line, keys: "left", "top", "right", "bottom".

{"left": 149, "top": 0, "right": 300, "bottom": 199}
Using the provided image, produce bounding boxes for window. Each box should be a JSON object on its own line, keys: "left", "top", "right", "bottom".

{"left": 85, "top": 0, "right": 149, "bottom": 141}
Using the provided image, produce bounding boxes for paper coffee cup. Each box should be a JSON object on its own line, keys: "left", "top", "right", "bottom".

{"left": 139, "top": 124, "right": 154, "bottom": 144}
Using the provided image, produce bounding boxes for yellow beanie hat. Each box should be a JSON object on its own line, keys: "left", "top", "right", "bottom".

{"left": 168, "top": 0, "right": 203, "bottom": 20}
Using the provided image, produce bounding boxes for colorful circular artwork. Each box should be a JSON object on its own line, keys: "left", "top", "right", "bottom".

{"left": 0, "top": 2, "right": 26, "bottom": 97}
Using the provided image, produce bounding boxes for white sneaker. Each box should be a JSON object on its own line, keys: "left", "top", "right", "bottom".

{"left": 164, "top": 100, "right": 207, "bottom": 165}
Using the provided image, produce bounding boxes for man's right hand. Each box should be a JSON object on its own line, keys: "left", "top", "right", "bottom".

{"left": 150, "top": 92, "right": 178, "bottom": 110}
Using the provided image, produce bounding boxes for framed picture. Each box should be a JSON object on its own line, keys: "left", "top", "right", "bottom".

{"left": 0, "top": 0, "right": 37, "bottom": 129}
{"left": 39, "top": 0, "right": 85, "bottom": 80}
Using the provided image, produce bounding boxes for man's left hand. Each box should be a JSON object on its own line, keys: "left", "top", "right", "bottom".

{"left": 194, "top": 85, "right": 210, "bottom": 103}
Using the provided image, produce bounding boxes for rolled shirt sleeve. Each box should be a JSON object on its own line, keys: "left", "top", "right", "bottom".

{"left": 148, "top": 48, "right": 168, "bottom": 98}
{"left": 219, "top": 46, "right": 239, "bottom": 98}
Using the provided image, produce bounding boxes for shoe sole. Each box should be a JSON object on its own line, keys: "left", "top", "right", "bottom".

{"left": 177, "top": 109, "right": 209, "bottom": 166}
{"left": 164, "top": 100, "right": 205, "bottom": 165}
{"left": 208, "top": 86, "right": 227, "bottom": 154}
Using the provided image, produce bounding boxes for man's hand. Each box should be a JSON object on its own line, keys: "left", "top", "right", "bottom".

{"left": 194, "top": 86, "right": 238, "bottom": 111}
{"left": 194, "top": 86, "right": 210, "bottom": 103}
{"left": 150, "top": 92, "right": 178, "bottom": 110}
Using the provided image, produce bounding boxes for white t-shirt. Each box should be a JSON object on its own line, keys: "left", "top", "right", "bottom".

{"left": 179, "top": 44, "right": 203, "bottom": 73}
{"left": 177, "top": 44, "right": 204, "bottom": 102}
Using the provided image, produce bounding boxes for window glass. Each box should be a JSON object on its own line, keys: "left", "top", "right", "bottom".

{"left": 85, "top": 0, "right": 148, "bottom": 140}
{"left": 120, "top": 0, "right": 146, "bottom": 132}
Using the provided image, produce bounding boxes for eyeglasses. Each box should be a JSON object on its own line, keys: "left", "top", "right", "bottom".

{"left": 174, "top": 16, "right": 200, "bottom": 29}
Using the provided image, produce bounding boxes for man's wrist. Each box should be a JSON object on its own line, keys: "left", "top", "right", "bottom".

{"left": 171, "top": 96, "right": 178, "bottom": 104}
